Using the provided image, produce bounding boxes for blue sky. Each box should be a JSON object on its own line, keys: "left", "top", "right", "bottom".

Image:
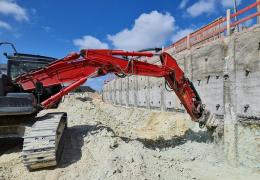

{"left": 0, "top": 0, "right": 256, "bottom": 91}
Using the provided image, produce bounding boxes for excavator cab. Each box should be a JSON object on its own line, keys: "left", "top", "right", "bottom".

{"left": 6, "top": 53, "right": 56, "bottom": 80}
{"left": 0, "top": 42, "right": 60, "bottom": 116}
{"left": 0, "top": 42, "right": 56, "bottom": 79}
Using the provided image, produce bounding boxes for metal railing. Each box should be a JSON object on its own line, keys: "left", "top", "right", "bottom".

{"left": 104, "top": 1, "right": 260, "bottom": 84}
{"left": 164, "top": 1, "right": 260, "bottom": 53}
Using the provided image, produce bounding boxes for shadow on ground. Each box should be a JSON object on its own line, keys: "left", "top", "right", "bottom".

{"left": 75, "top": 97, "right": 93, "bottom": 102}
{"left": 58, "top": 124, "right": 115, "bottom": 168}
{"left": 0, "top": 123, "right": 213, "bottom": 169}
{"left": 132, "top": 129, "right": 213, "bottom": 150}
{"left": 0, "top": 138, "right": 23, "bottom": 155}
{"left": 58, "top": 124, "right": 213, "bottom": 168}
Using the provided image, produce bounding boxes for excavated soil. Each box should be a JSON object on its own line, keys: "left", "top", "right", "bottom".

{"left": 0, "top": 93, "right": 259, "bottom": 180}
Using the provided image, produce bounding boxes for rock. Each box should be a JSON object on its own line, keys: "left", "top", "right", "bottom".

{"left": 113, "top": 169, "right": 122, "bottom": 174}
{"left": 190, "top": 157, "right": 196, "bottom": 161}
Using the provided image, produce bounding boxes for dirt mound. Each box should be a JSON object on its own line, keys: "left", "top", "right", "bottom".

{"left": 0, "top": 93, "right": 259, "bottom": 180}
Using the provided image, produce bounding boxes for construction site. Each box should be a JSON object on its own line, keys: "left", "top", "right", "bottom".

{"left": 0, "top": 0, "right": 260, "bottom": 180}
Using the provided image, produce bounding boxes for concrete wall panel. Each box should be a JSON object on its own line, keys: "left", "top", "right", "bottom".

{"left": 115, "top": 78, "right": 121, "bottom": 104}
{"left": 191, "top": 42, "right": 224, "bottom": 79}
{"left": 235, "top": 30, "right": 260, "bottom": 116}
{"left": 136, "top": 76, "right": 147, "bottom": 107}
{"left": 149, "top": 77, "right": 162, "bottom": 109}
{"left": 121, "top": 77, "right": 128, "bottom": 105}
{"left": 111, "top": 80, "right": 116, "bottom": 104}
{"left": 128, "top": 76, "right": 136, "bottom": 106}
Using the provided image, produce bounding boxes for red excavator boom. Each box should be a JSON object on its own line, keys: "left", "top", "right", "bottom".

{"left": 15, "top": 49, "right": 210, "bottom": 127}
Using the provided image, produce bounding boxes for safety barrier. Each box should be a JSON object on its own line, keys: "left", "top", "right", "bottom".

{"left": 165, "top": 1, "right": 260, "bottom": 53}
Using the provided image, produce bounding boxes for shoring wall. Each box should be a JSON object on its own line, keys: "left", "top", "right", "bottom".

{"left": 102, "top": 25, "right": 260, "bottom": 170}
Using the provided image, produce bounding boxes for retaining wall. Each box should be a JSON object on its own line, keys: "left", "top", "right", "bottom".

{"left": 102, "top": 25, "right": 260, "bottom": 170}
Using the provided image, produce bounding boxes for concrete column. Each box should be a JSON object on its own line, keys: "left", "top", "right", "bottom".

{"left": 114, "top": 80, "right": 117, "bottom": 104}
{"left": 104, "top": 85, "right": 107, "bottom": 101}
{"left": 233, "top": 0, "right": 239, "bottom": 32}
{"left": 101, "top": 87, "right": 104, "bottom": 102}
{"left": 161, "top": 79, "right": 166, "bottom": 111}
{"left": 109, "top": 82, "right": 112, "bottom": 102}
{"left": 146, "top": 77, "right": 151, "bottom": 109}
{"left": 119, "top": 78, "right": 123, "bottom": 105}
{"left": 187, "top": 34, "right": 191, "bottom": 50}
{"left": 112, "top": 80, "right": 116, "bottom": 104}
{"left": 134, "top": 76, "right": 138, "bottom": 106}
{"left": 257, "top": 0, "right": 260, "bottom": 24}
{"left": 184, "top": 53, "right": 193, "bottom": 80}
{"left": 126, "top": 77, "right": 129, "bottom": 107}
{"left": 226, "top": 9, "right": 231, "bottom": 36}
{"left": 223, "top": 38, "right": 238, "bottom": 167}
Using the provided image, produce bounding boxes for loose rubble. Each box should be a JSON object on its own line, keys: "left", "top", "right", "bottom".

{"left": 0, "top": 93, "right": 259, "bottom": 180}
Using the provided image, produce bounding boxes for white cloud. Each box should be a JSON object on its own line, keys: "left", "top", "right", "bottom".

{"left": 107, "top": 11, "right": 175, "bottom": 51}
{"left": 179, "top": 0, "right": 189, "bottom": 9}
{"left": 171, "top": 28, "right": 194, "bottom": 42}
{"left": 0, "top": 0, "right": 29, "bottom": 22}
{"left": 0, "top": 20, "right": 11, "bottom": 30}
{"left": 186, "top": 0, "right": 216, "bottom": 17}
{"left": 73, "top": 35, "right": 109, "bottom": 49}
{"left": 221, "top": 0, "right": 242, "bottom": 8}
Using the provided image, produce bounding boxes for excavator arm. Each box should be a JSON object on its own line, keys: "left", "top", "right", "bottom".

{"left": 15, "top": 49, "right": 211, "bottom": 128}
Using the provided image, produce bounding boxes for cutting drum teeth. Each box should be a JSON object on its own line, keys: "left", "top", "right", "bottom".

{"left": 21, "top": 112, "right": 67, "bottom": 171}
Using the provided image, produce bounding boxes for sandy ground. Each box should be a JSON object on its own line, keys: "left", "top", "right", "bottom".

{"left": 0, "top": 93, "right": 259, "bottom": 180}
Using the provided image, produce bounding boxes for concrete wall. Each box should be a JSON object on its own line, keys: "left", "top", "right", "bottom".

{"left": 102, "top": 25, "right": 260, "bottom": 170}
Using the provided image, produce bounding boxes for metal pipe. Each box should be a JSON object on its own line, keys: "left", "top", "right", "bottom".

{"left": 41, "top": 71, "right": 98, "bottom": 108}
{"left": 0, "top": 42, "right": 18, "bottom": 54}
{"left": 227, "top": 9, "right": 231, "bottom": 36}
{"left": 256, "top": 0, "right": 260, "bottom": 24}
{"left": 111, "top": 50, "right": 153, "bottom": 57}
{"left": 233, "top": 0, "right": 239, "bottom": 31}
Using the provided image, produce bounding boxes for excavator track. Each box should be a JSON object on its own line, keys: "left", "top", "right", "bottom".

{"left": 21, "top": 112, "right": 67, "bottom": 171}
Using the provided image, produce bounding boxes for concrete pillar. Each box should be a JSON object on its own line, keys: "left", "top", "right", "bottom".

{"left": 103, "top": 84, "right": 106, "bottom": 101}
{"left": 134, "top": 76, "right": 138, "bottom": 106}
{"left": 112, "top": 80, "right": 116, "bottom": 104}
{"left": 126, "top": 77, "right": 129, "bottom": 107}
{"left": 223, "top": 38, "right": 238, "bottom": 167}
{"left": 108, "top": 81, "right": 112, "bottom": 103}
{"left": 233, "top": 0, "right": 239, "bottom": 32}
{"left": 161, "top": 79, "right": 166, "bottom": 111}
{"left": 119, "top": 78, "right": 123, "bottom": 105}
{"left": 184, "top": 53, "right": 193, "bottom": 80}
{"left": 114, "top": 79, "right": 117, "bottom": 104}
{"left": 101, "top": 87, "right": 104, "bottom": 102}
{"left": 257, "top": 0, "right": 260, "bottom": 24}
{"left": 187, "top": 34, "right": 191, "bottom": 49}
{"left": 226, "top": 9, "right": 231, "bottom": 36}
{"left": 146, "top": 77, "right": 151, "bottom": 109}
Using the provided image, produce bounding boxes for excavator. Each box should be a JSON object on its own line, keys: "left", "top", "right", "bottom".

{"left": 0, "top": 42, "right": 216, "bottom": 170}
